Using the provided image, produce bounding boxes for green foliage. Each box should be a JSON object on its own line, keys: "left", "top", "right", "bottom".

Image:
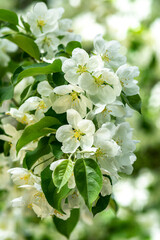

{"left": 121, "top": 92, "right": 142, "bottom": 114}
{"left": 0, "top": 85, "right": 13, "bottom": 103}
{"left": 23, "top": 137, "right": 51, "bottom": 169}
{"left": 53, "top": 209, "right": 80, "bottom": 238}
{"left": 6, "top": 34, "right": 40, "bottom": 60}
{"left": 41, "top": 166, "right": 70, "bottom": 212}
{"left": 50, "top": 141, "right": 63, "bottom": 159}
{"left": 74, "top": 158, "right": 103, "bottom": 210}
{"left": 92, "top": 194, "right": 111, "bottom": 216}
{"left": 15, "top": 59, "right": 62, "bottom": 83}
{"left": 16, "top": 116, "right": 60, "bottom": 153}
{"left": 0, "top": 9, "right": 18, "bottom": 25}
{"left": 53, "top": 159, "right": 74, "bottom": 192}
{"left": 65, "top": 41, "right": 82, "bottom": 55}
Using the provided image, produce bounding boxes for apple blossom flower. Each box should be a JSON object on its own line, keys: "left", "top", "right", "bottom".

{"left": 62, "top": 48, "right": 103, "bottom": 85}
{"left": 56, "top": 109, "right": 95, "bottom": 153}
{"left": 27, "top": 2, "right": 64, "bottom": 36}
{"left": 94, "top": 34, "right": 126, "bottom": 70}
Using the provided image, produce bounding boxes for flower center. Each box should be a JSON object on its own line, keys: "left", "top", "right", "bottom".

{"left": 95, "top": 148, "right": 104, "bottom": 158}
{"left": 38, "top": 100, "right": 47, "bottom": 110}
{"left": 94, "top": 75, "right": 105, "bottom": 86}
{"left": 20, "top": 114, "right": 28, "bottom": 124}
{"left": 73, "top": 129, "right": 84, "bottom": 141}
{"left": 102, "top": 51, "right": 110, "bottom": 62}
{"left": 70, "top": 91, "right": 79, "bottom": 101}
{"left": 20, "top": 174, "right": 29, "bottom": 183}
{"left": 37, "top": 19, "right": 46, "bottom": 33}
{"left": 77, "top": 65, "right": 87, "bottom": 74}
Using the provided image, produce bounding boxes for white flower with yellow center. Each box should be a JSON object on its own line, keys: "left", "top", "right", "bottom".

{"left": 27, "top": 2, "right": 64, "bottom": 36}
{"left": 35, "top": 33, "right": 60, "bottom": 59}
{"left": 116, "top": 64, "right": 140, "bottom": 96}
{"left": 62, "top": 48, "right": 103, "bottom": 85}
{"left": 52, "top": 84, "right": 92, "bottom": 117}
{"left": 8, "top": 168, "right": 36, "bottom": 186}
{"left": 79, "top": 69, "right": 122, "bottom": 105}
{"left": 56, "top": 109, "right": 95, "bottom": 153}
{"left": 94, "top": 34, "right": 126, "bottom": 70}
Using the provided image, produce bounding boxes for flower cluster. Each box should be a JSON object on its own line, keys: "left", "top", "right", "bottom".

{"left": 0, "top": 2, "right": 140, "bottom": 232}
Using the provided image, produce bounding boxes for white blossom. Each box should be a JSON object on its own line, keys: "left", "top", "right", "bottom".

{"left": 62, "top": 48, "right": 103, "bottom": 85}
{"left": 116, "top": 64, "right": 140, "bottom": 96}
{"left": 56, "top": 109, "right": 95, "bottom": 153}
{"left": 94, "top": 34, "right": 126, "bottom": 70}
{"left": 27, "top": 2, "right": 64, "bottom": 36}
{"left": 52, "top": 84, "right": 92, "bottom": 117}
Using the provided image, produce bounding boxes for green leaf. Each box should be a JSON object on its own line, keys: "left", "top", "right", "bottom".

{"left": 65, "top": 41, "right": 82, "bottom": 55}
{"left": 45, "top": 108, "right": 67, "bottom": 124}
{"left": 53, "top": 159, "right": 73, "bottom": 192}
{"left": 23, "top": 137, "right": 51, "bottom": 170}
{"left": 53, "top": 208, "right": 80, "bottom": 238}
{"left": 20, "top": 84, "right": 32, "bottom": 102}
{"left": 0, "top": 9, "right": 18, "bottom": 25}
{"left": 92, "top": 194, "right": 111, "bottom": 216}
{"left": 16, "top": 59, "right": 62, "bottom": 83}
{"left": 109, "top": 197, "right": 118, "bottom": 214}
{"left": 41, "top": 166, "right": 70, "bottom": 212}
{"left": 20, "top": 16, "right": 31, "bottom": 33}
{"left": 0, "top": 85, "right": 14, "bottom": 103}
{"left": 121, "top": 92, "right": 142, "bottom": 114}
{"left": 16, "top": 116, "right": 60, "bottom": 153}
{"left": 6, "top": 34, "right": 40, "bottom": 60}
{"left": 52, "top": 72, "right": 67, "bottom": 87}
{"left": 74, "top": 158, "right": 103, "bottom": 210}
{"left": 50, "top": 141, "right": 63, "bottom": 159}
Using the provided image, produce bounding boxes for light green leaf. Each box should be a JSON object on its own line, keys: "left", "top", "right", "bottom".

{"left": 53, "top": 208, "right": 80, "bottom": 238}
{"left": 74, "top": 158, "right": 103, "bottom": 210}
{"left": 41, "top": 166, "right": 70, "bottom": 213}
{"left": 16, "top": 116, "right": 60, "bottom": 153}
{"left": 6, "top": 34, "right": 40, "bottom": 60}
{"left": 53, "top": 159, "right": 73, "bottom": 192}
{"left": 0, "top": 85, "right": 13, "bottom": 103}
{"left": 0, "top": 9, "right": 18, "bottom": 25}
{"left": 65, "top": 41, "right": 82, "bottom": 55}
{"left": 16, "top": 59, "right": 62, "bottom": 83}
{"left": 121, "top": 92, "right": 142, "bottom": 114}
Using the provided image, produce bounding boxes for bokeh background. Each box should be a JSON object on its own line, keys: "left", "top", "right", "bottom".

{"left": 0, "top": 0, "right": 160, "bottom": 239}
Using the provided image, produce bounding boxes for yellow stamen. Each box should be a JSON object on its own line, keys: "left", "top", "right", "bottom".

{"left": 76, "top": 65, "right": 87, "bottom": 74}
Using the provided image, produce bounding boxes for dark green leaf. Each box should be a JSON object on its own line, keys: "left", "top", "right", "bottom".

{"left": 16, "top": 116, "right": 60, "bottom": 153}
{"left": 23, "top": 137, "right": 51, "bottom": 170}
{"left": 52, "top": 72, "right": 67, "bottom": 87}
{"left": 0, "top": 85, "right": 13, "bottom": 103}
{"left": 53, "top": 208, "right": 80, "bottom": 238}
{"left": 65, "top": 41, "right": 82, "bottom": 55}
{"left": 45, "top": 108, "right": 67, "bottom": 124}
{"left": 6, "top": 34, "right": 40, "bottom": 60}
{"left": 74, "top": 158, "right": 103, "bottom": 210}
{"left": 41, "top": 166, "right": 70, "bottom": 212}
{"left": 50, "top": 141, "right": 63, "bottom": 159}
{"left": 92, "top": 194, "right": 111, "bottom": 216}
{"left": 0, "top": 9, "right": 18, "bottom": 25}
{"left": 20, "top": 84, "right": 32, "bottom": 102}
{"left": 16, "top": 59, "right": 62, "bottom": 83}
{"left": 121, "top": 92, "right": 141, "bottom": 114}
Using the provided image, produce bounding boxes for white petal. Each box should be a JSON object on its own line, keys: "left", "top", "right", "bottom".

{"left": 64, "top": 68, "right": 79, "bottom": 85}
{"left": 50, "top": 159, "right": 66, "bottom": 171}
{"left": 62, "top": 138, "right": 80, "bottom": 153}
{"left": 54, "top": 85, "right": 73, "bottom": 95}
{"left": 67, "top": 109, "right": 82, "bottom": 129}
{"left": 52, "top": 95, "right": 72, "bottom": 113}
{"left": 72, "top": 48, "right": 89, "bottom": 65}
{"left": 37, "top": 81, "right": 53, "bottom": 96}
{"left": 56, "top": 125, "right": 73, "bottom": 142}
{"left": 77, "top": 119, "right": 95, "bottom": 135}
{"left": 62, "top": 59, "right": 76, "bottom": 73}
{"left": 79, "top": 72, "right": 98, "bottom": 94}
{"left": 3, "top": 124, "right": 17, "bottom": 137}
{"left": 80, "top": 135, "right": 94, "bottom": 150}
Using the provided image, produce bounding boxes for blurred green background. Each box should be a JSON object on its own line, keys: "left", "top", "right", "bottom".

{"left": 0, "top": 0, "right": 160, "bottom": 239}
